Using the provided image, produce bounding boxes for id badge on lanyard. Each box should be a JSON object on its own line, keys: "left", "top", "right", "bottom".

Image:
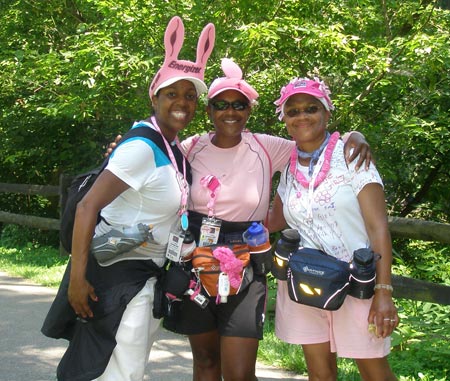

{"left": 198, "top": 217, "right": 222, "bottom": 247}
{"left": 166, "top": 218, "right": 186, "bottom": 262}
{"left": 198, "top": 175, "right": 222, "bottom": 247}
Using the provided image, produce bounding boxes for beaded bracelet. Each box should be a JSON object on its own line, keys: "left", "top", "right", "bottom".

{"left": 374, "top": 283, "right": 394, "bottom": 292}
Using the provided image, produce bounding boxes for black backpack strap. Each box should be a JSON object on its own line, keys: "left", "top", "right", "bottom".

{"left": 59, "top": 124, "right": 164, "bottom": 253}
{"left": 117, "top": 123, "right": 191, "bottom": 184}
{"left": 95, "top": 124, "right": 162, "bottom": 176}
{"left": 121, "top": 124, "right": 162, "bottom": 142}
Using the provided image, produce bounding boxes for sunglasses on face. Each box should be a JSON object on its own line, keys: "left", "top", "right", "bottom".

{"left": 285, "top": 105, "right": 321, "bottom": 118}
{"left": 209, "top": 100, "right": 249, "bottom": 111}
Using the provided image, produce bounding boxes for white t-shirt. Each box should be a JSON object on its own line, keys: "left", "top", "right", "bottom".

{"left": 277, "top": 138, "right": 383, "bottom": 262}
{"left": 181, "top": 132, "right": 294, "bottom": 221}
{"left": 100, "top": 124, "right": 184, "bottom": 245}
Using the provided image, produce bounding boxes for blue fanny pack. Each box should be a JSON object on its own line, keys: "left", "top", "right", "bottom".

{"left": 287, "top": 248, "right": 350, "bottom": 311}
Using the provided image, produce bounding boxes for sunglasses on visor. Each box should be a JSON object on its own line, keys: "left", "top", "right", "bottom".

{"left": 209, "top": 100, "right": 249, "bottom": 111}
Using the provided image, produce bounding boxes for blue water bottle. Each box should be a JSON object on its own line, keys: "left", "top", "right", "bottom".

{"left": 242, "top": 222, "right": 272, "bottom": 274}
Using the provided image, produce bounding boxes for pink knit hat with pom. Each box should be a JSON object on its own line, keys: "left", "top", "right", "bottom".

{"left": 208, "top": 58, "right": 259, "bottom": 105}
{"left": 274, "top": 77, "right": 334, "bottom": 120}
{"left": 149, "top": 16, "right": 215, "bottom": 98}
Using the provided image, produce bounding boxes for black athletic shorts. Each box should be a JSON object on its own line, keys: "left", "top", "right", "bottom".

{"left": 164, "top": 273, "right": 267, "bottom": 339}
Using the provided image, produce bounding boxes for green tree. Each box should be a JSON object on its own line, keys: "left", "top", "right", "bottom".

{"left": 0, "top": 0, "right": 449, "bottom": 223}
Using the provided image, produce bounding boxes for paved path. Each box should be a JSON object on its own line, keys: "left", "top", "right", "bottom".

{"left": 0, "top": 271, "right": 306, "bottom": 381}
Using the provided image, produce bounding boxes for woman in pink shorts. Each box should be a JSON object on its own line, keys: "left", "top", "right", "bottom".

{"left": 270, "top": 77, "right": 398, "bottom": 381}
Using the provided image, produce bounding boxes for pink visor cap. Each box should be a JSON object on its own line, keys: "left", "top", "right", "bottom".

{"left": 207, "top": 58, "right": 259, "bottom": 105}
{"left": 149, "top": 16, "right": 215, "bottom": 98}
{"left": 274, "top": 77, "right": 335, "bottom": 120}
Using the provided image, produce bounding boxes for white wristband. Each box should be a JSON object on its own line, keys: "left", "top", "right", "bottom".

{"left": 374, "top": 283, "right": 393, "bottom": 292}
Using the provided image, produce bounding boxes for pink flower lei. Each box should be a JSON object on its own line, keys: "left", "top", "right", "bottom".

{"left": 289, "top": 132, "right": 340, "bottom": 189}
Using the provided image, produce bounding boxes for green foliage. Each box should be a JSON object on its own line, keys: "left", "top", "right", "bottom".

{"left": 1, "top": 4, "right": 448, "bottom": 376}
{"left": 0, "top": 224, "right": 59, "bottom": 248}
{"left": 393, "top": 240, "right": 450, "bottom": 284}
{"left": 0, "top": 244, "right": 68, "bottom": 288}
{"left": 389, "top": 300, "right": 450, "bottom": 380}
{"left": 258, "top": 315, "right": 307, "bottom": 373}
{"left": 0, "top": 2, "right": 449, "bottom": 231}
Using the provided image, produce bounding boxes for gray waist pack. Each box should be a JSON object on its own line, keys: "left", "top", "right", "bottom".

{"left": 90, "top": 224, "right": 166, "bottom": 266}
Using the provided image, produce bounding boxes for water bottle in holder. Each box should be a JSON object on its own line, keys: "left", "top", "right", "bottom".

{"left": 180, "top": 230, "right": 196, "bottom": 260}
{"left": 348, "top": 248, "right": 379, "bottom": 299}
{"left": 90, "top": 223, "right": 151, "bottom": 264}
{"left": 271, "top": 229, "right": 301, "bottom": 280}
{"left": 242, "top": 222, "right": 272, "bottom": 275}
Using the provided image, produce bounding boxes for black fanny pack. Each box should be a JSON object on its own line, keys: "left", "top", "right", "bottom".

{"left": 287, "top": 248, "right": 351, "bottom": 311}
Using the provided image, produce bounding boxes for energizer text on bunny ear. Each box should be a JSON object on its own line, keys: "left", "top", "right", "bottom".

{"left": 149, "top": 16, "right": 215, "bottom": 98}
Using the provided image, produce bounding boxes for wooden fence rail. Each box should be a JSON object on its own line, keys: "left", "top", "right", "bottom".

{"left": 0, "top": 211, "right": 60, "bottom": 230}
{"left": 0, "top": 179, "right": 449, "bottom": 305}
{"left": 0, "top": 183, "right": 60, "bottom": 196}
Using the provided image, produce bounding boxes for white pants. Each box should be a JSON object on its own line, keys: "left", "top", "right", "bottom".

{"left": 93, "top": 277, "right": 161, "bottom": 381}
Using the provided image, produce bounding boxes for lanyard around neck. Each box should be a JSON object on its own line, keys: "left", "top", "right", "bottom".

{"left": 150, "top": 116, "right": 189, "bottom": 221}
{"left": 289, "top": 132, "right": 339, "bottom": 190}
{"left": 289, "top": 132, "right": 340, "bottom": 221}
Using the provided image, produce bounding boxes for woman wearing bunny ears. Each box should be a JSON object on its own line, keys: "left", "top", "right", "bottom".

{"left": 270, "top": 77, "right": 398, "bottom": 380}
{"left": 161, "top": 59, "right": 373, "bottom": 381}
{"left": 41, "top": 16, "right": 214, "bottom": 381}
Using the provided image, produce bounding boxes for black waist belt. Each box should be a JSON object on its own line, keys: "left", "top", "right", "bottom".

{"left": 188, "top": 210, "right": 255, "bottom": 244}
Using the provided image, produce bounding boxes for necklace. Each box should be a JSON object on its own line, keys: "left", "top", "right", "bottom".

{"left": 297, "top": 132, "right": 330, "bottom": 176}
{"left": 290, "top": 132, "right": 340, "bottom": 189}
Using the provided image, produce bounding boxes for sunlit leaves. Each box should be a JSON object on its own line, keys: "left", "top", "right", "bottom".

{"left": 0, "top": 0, "right": 449, "bottom": 222}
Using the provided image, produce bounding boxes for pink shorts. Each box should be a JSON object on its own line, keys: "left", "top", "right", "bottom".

{"left": 275, "top": 281, "right": 391, "bottom": 359}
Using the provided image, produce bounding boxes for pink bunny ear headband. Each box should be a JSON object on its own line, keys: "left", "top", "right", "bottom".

{"left": 274, "top": 77, "right": 334, "bottom": 120}
{"left": 149, "top": 16, "right": 215, "bottom": 98}
{"left": 207, "top": 58, "right": 259, "bottom": 105}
